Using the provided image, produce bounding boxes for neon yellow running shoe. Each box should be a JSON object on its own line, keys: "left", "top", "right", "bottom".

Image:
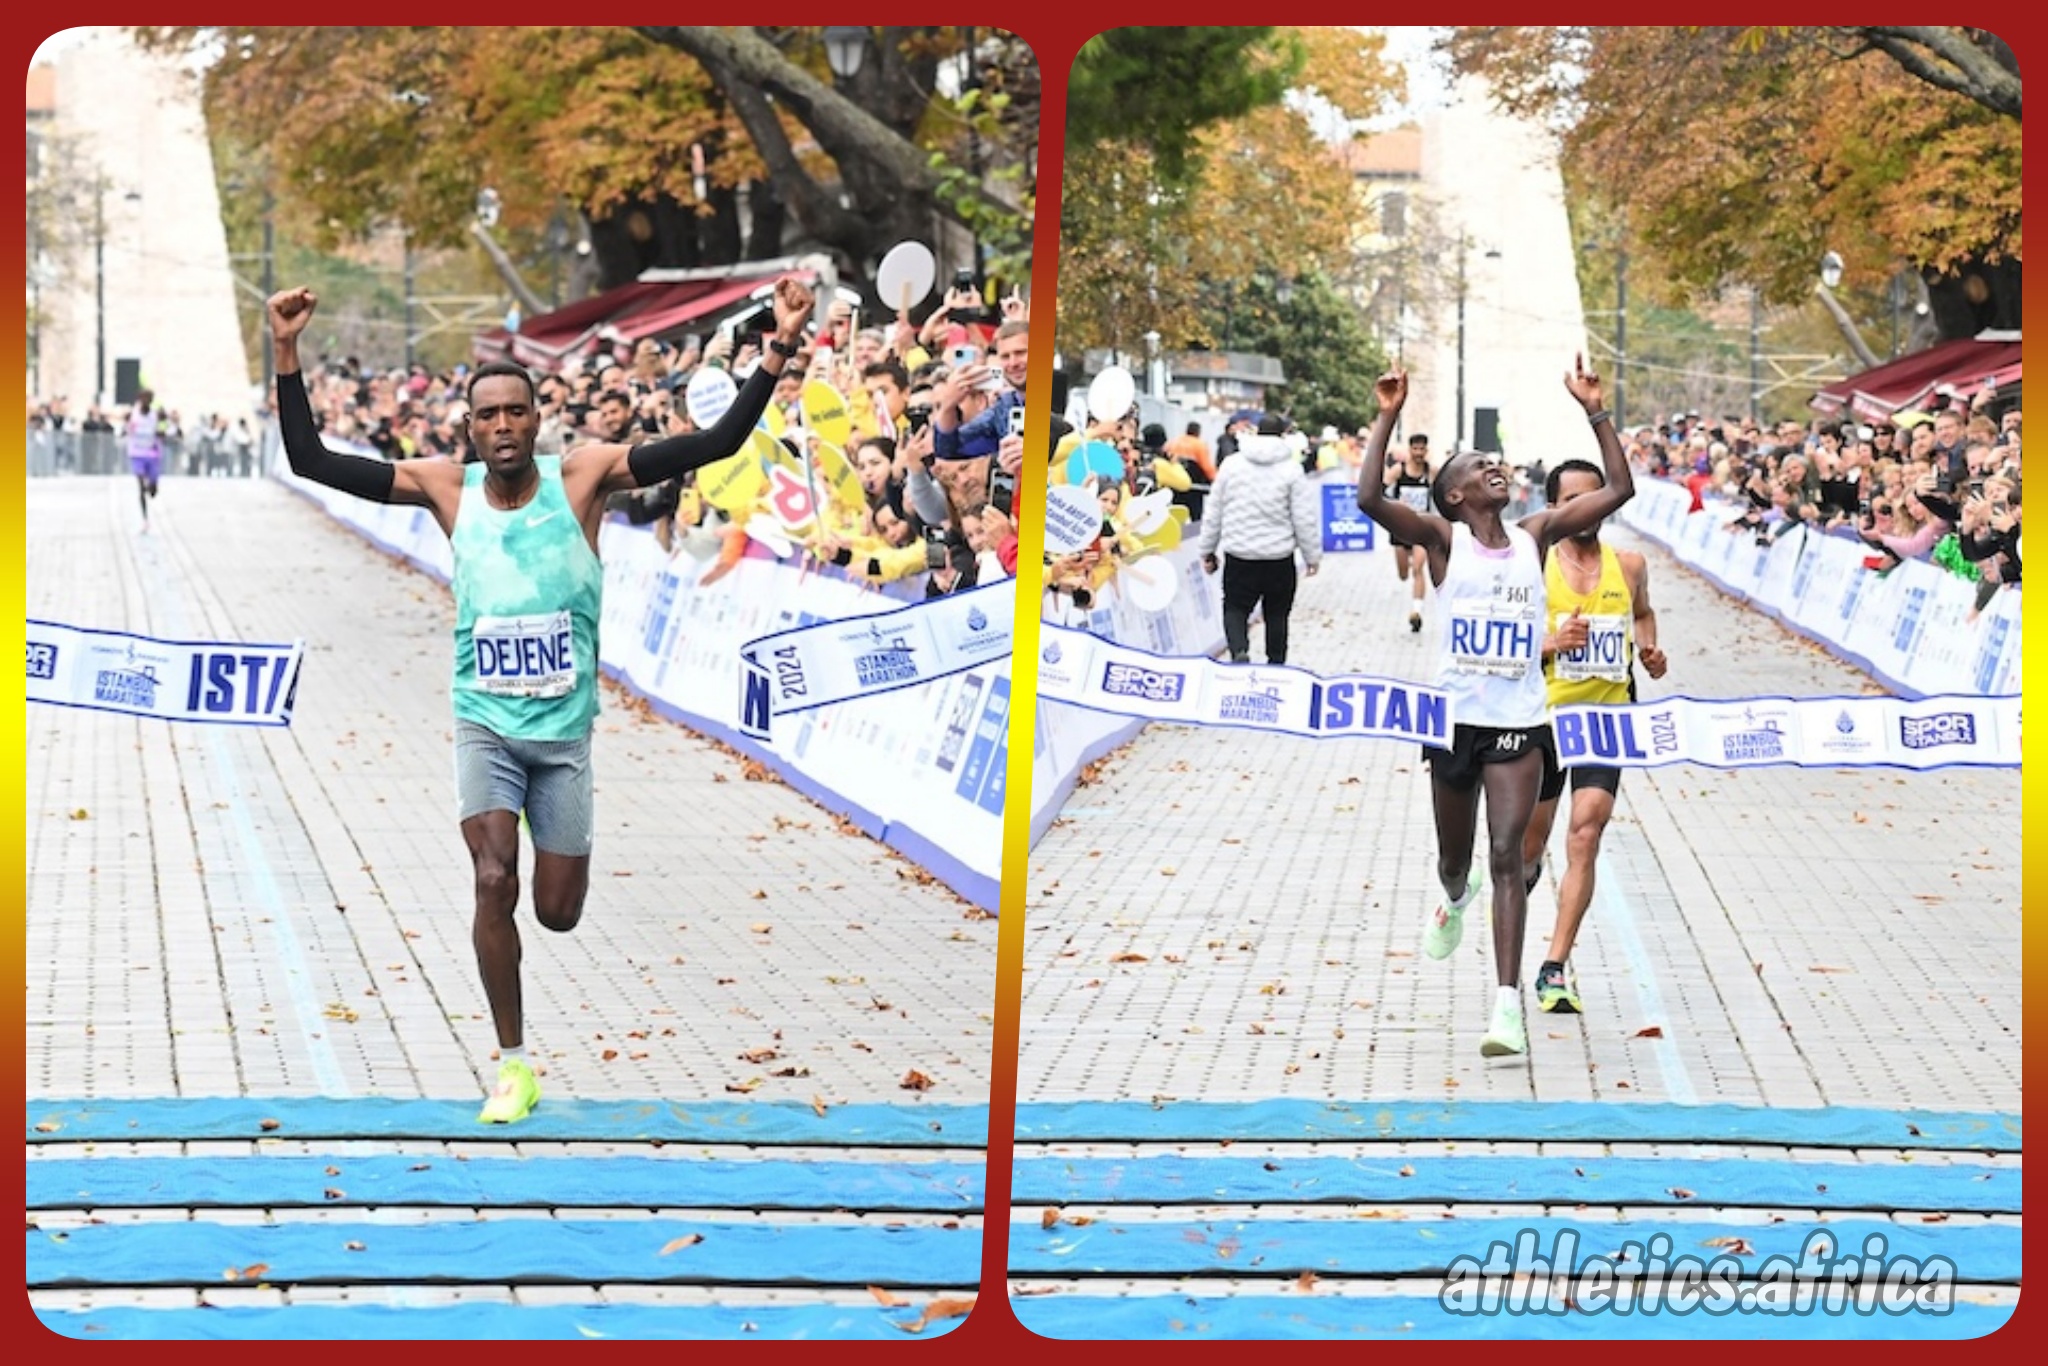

{"left": 1423, "top": 867, "right": 1483, "bottom": 961}
{"left": 1536, "top": 963, "right": 1583, "bottom": 1015}
{"left": 478, "top": 1058, "right": 540, "bottom": 1124}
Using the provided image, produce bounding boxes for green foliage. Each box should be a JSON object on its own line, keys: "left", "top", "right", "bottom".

{"left": 1067, "top": 27, "right": 1302, "bottom": 189}
{"left": 1230, "top": 272, "right": 1385, "bottom": 433}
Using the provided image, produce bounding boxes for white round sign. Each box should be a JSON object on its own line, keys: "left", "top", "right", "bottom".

{"left": 1120, "top": 553, "right": 1179, "bottom": 612}
{"left": 876, "top": 241, "right": 937, "bottom": 313}
{"left": 1123, "top": 488, "right": 1174, "bottom": 536}
{"left": 1043, "top": 484, "right": 1104, "bottom": 556}
{"left": 684, "top": 365, "right": 739, "bottom": 429}
{"left": 1086, "top": 366, "right": 1136, "bottom": 423}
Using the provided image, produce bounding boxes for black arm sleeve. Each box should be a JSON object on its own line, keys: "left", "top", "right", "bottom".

{"left": 627, "top": 362, "right": 781, "bottom": 487}
{"left": 1918, "top": 492, "right": 1961, "bottom": 525}
{"left": 1957, "top": 529, "right": 2007, "bottom": 563}
{"left": 277, "top": 370, "right": 398, "bottom": 503}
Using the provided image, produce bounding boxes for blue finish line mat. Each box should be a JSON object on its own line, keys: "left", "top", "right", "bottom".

{"left": 38, "top": 1303, "right": 971, "bottom": 1341}
{"left": 1008, "top": 1154, "right": 2017, "bottom": 1215}
{"left": 1008, "top": 1216, "right": 2019, "bottom": 1283}
{"left": 1010, "top": 1100, "right": 2020, "bottom": 1151}
{"left": 29, "top": 1154, "right": 985, "bottom": 1213}
{"left": 29, "top": 1217, "right": 981, "bottom": 1290}
{"left": 26, "top": 1096, "right": 988, "bottom": 1147}
{"left": 1008, "top": 1294, "right": 2014, "bottom": 1341}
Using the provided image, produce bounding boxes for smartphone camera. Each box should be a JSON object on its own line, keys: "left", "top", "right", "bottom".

{"left": 923, "top": 526, "right": 949, "bottom": 571}
{"left": 1008, "top": 405, "right": 1026, "bottom": 440}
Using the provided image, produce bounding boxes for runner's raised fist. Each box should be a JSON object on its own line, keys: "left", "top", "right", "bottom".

{"left": 266, "top": 287, "right": 319, "bottom": 341}
{"left": 1374, "top": 370, "right": 1408, "bottom": 413}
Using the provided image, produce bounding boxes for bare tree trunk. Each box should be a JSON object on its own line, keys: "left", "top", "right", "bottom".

{"left": 467, "top": 221, "right": 547, "bottom": 317}
{"left": 1813, "top": 283, "right": 1883, "bottom": 370}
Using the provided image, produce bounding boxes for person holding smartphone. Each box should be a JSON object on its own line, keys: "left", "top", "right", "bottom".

{"left": 931, "top": 318, "right": 1028, "bottom": 463}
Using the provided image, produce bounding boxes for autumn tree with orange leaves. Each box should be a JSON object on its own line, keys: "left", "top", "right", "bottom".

{"left": 1444, "top": 26, "right": 2020, "bottom": 348}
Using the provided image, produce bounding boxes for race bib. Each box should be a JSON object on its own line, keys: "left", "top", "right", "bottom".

{"left": 1447, "top": 591, "right": 1541, "bottom": 679}
{"left": 1555, "top": 613, "right": 1631, "bottom": 682}
{"left": 1399, "top": 485, "right": 1432, "bottom": 512}
{"left": 473, "top": 612, "right": 577, "bottom": 698}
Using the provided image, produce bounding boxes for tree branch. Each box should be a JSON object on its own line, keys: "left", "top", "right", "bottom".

{"left": 638, "top": 27, "right": 942, "bottom": 194}
{"left": 466, "top": 222, "right": 549, "bottom": 317}
{"left": 694, "top": 48, "right": 864, "bottom": 248}
{"left": 635, "top": 25, "right": 1012, "bottom": 224}
{"left": 1855, "top": 25, "right": 2020, "bottom": 116}
{"left": 1813, "top": 283, "right": 1882, "bottom": 370}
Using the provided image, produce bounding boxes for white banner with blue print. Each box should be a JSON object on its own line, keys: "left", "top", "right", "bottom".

{"left": 1553, "top": 693, "right": 2019, "bottom": 772}
{"left": 1035, "top": 621, "right": 1457, "bottom": 744}
{"left": 736, "top": 581, "right": 1016, "bottom": 740}
{"left": 28, "top": 620, "right": 304, "bottom": 727}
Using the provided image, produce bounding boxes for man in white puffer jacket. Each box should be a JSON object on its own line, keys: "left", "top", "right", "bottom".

{"left": 1199, "top": 415, "right": 1322, "bottom": 664}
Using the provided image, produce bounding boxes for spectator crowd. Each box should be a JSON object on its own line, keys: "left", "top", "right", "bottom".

{"left": 1629, "top": 382, "right": 2021, "bottom": 617}
{"left": 31, "top": 271, "right": 1029, "bottom": 598}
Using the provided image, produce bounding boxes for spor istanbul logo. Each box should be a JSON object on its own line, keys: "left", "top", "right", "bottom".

{"left": 1041, "top": 639, "right": 1063, "bottom": 665}
{"left": 1900, "top": 711, "right": 1977, "bottom": 750}
{"left": 1102, "top": 660, "right": 1186, "bottom": 704}
{"left": 967, "top": 606, "right": 988, "bottom": 632}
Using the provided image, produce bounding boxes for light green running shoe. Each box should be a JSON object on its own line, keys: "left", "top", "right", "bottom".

{"left": 1423, "top": 867, "right": 1484, "bottom": 961}
{"left": 1481, "top": 995, "right": 1528, "bottom": 1057}
{"left": 478, "top": 1058, "right": 541, "bottom": 1124}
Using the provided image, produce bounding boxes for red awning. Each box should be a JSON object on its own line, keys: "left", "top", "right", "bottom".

{"left": 1810, "top": 336, "right": 2023, "bottom": 422}
{"left": 473, "top": 272, "right": 792, "bottom": 372}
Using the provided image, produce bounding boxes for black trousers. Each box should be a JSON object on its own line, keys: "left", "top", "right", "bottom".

{"left": 1222, "top": 554, "right": 1299, "bottom": 664}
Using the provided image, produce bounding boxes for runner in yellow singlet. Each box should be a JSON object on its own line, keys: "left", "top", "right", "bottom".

{"left": 1519, "top": 459, "right": 1667, "bottom": 1015}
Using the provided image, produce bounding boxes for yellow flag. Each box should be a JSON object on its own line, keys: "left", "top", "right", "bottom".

{"left": 697, "top": 434, "right": 770, "bottom": 514}
{"left": 812, "top": 440, "right": 866, "bottom": 517}
{"left": 800, "top": 381, "right": 853, "bottom": 448}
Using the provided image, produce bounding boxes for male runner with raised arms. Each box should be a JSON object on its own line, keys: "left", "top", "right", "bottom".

{"left": 1519, "top": 459, "right": 1667, "bottom": 1014}
{"left": 1356, "top": 359, "right": 1631, "bottom": 1057}
{"left": 1386, "top": 432, "right": 1434, "bottom": 632}
{"left": 267, "top": 277, "right": 815, "bottom": 1121}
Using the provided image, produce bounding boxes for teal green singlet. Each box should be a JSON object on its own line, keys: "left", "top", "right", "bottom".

{"left": 450, "top": 456, "right": 603, "bottom": 740}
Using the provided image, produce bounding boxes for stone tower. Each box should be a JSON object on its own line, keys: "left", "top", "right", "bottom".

{"left": 34, "top": 28, "right": 252, "bottom": 422}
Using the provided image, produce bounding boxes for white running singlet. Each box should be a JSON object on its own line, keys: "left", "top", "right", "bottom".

{"left": 1434, "top": 522, "right": 1550, "bottom": 729}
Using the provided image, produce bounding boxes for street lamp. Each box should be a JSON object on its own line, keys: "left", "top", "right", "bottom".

{"left": 95, "top": 180, "right": 142, "bottom": 407}
{"left": 547, "top": 203, "right": 572, "bottom": 310}
{"left": 823, "top": 26, "right": 870, "bottom": 80}
{"left": 1819, "top": 250, "right": 1844, "bottom": 290}
{"left": 1454, "top": 240, "right": 1500, "bottom": 450}
{"left": 1749, "top": 286, "right": 1764, "bottom": 423}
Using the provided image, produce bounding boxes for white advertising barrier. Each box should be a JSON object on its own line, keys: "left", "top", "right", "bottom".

{"left": 273, "top": 448, "right": 1004, "bottom": 911}
{"left": 27, "top": 620, "right": 304, "bottom": 727}
{"left": 1619, "top": 478, "right": 2021, "bottom": 701}
{"left": 1029, "top": 538, "right": 1225, "bottom": 844}
{"left": 1036, "top": 622, "right": 1454, "bottom": 743}
{"left": 1554, "top": 694, "right": 2018, "bottom": 773}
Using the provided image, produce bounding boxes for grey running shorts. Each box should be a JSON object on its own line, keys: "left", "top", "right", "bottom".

{"left": 453, "top": 720, "right": 594, "bottom": 856}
